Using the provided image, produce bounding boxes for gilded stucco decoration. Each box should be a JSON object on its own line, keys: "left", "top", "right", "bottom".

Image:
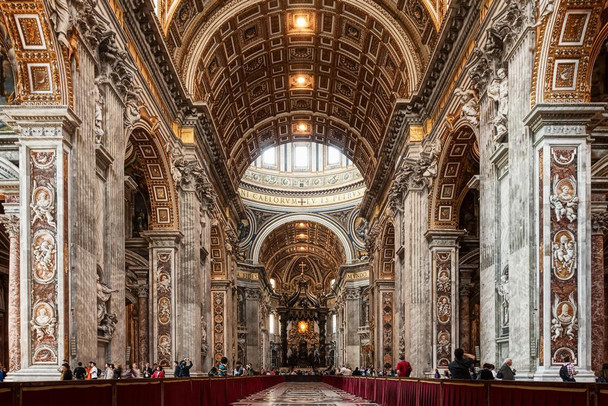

{"left": 0, "top": 0, "right": 70, "bottom": 104}
{"left": 534, "top": 0, "right": 606, "bottom": 103}
{"left": 430, "top": 127, "right": 478, "bottom": 229}
{"left": 128, "top": 129, "right": 179, "bottom": 230}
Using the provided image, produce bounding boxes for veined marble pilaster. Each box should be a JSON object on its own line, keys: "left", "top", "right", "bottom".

{"left": 6, "top": 107, "right": 78, "bottom": 381}
{"left": 137, "top": 282, "right": 149, "bottom": 365}
{"left": 426, "top": 230, "right": 464, "bottom": 371}
{"left": 211, "top": 281, "right": 230, "bottom": 364}
{"left": 0, "top": 214, "right": 20, "bottom": 372}
{"left": 142, "top": 230, "right": 182, "bottom": 373}
{"left": 526, "top": 104, "right": 604, "bottom": 382}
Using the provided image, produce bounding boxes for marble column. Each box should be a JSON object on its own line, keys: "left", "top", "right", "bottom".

{"left": 244, "top": 288, "right": 261, "bottom": 367}
{"left": 174, "top": 159, "right": 204, "bottom": 373}
{"left": 280, "top": 314, "right": 288, "bottom": 366}
{"left": 526, "top": 104, "right": 604, "bottom": 382}
{"left": 0, "top": 214, "right": 20, "bottom": 372}
{"left": 7, "top": 107, "right": 77, "bottom": 381}
{"left": 426, "top": 230, "right": 464, "bottom": 371}
{"left": 142, "top": 230, "right": 182, "bottom": 373}
{"left": 319, "top": 313, "right": 327, "bottom": 366}
{"left": 344, "top": 288, "right": 360, "bottom": 368}
{"left": 459, "top": 282, "right": 472, "bottom": 354}
{"left": 137, "top": 283, "right": 149, "bottom": 365}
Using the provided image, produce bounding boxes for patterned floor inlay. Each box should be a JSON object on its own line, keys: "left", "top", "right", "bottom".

{"left": 231, "top": 382, "right": 378, "bottom": 405}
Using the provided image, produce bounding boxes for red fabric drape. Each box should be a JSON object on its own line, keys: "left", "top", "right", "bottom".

{"left": 373, "top": 378, "right": 385, "bottom": 404}
{"left": 364, "top": 376, "right": 375, "bottom": 400}
{"left": 163, "top": 379, "right": 196, "bottom": 406}
{"left": 0, "top": 387, "right": 13, "bottom": 406}
{"left": 398, "top": 379, "right": 419, "bottom": 406}
{"left": 418, "top": 381, "right": 440, "bottom": 406}
{"left": 489, "top": 384, "right": 587, "bottom": 406}
{"left": 21, "top": 383, "right": 112, "bottom": 406}
{"left": 442, "top": 382, "right": 484, "bottom": 406}
{"left": 383, "top": 379, "right": 401, "bottom": 406}
{"left": 116, "top": 381, "right": 161, "bottom": 406}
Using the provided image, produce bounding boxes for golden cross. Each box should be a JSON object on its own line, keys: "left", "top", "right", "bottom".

{"left": 299, "top": 260, "right": 306, "bottom": 275}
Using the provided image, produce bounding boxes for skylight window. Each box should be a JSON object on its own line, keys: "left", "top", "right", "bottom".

{"left": 294, "top": 145, "right": 309, "bottom": 168}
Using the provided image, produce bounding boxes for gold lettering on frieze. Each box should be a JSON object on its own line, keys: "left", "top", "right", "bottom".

{"left": 238, "top": 188, "right": 365, "bottom": 207}
{"left": 346, "top": 270, "right": 369, "bottom": 280}
{"left": 236, "top": 271, "right": 259, "bottom": 280}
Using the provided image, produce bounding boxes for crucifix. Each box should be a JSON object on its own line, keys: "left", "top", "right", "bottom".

{"left": 299, "top": 260, "right": 307, "bottom": 275}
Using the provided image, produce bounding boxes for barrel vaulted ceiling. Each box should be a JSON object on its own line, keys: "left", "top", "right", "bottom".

{"left": 168, "top": 0, "right": 437, "bottom": 188}
{"left": 259, "top": 221, "right": 346, "bottom": 286}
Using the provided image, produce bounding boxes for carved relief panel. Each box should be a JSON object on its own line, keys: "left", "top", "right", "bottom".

{"left": 548, "top": 148, "right": 580, "bottom": 365}
{"left": 29, "top": 149, "right": 59, "bottom": 365}
{"left": 434, "top": 250, "right": 454, "bottom": 368}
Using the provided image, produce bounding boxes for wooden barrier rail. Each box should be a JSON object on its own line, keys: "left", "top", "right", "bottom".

{"left": 322, "top": 376, "right": 608, "bottom": 406}
{"left": 0, "top": 375, "right": 285, "bottom": 406}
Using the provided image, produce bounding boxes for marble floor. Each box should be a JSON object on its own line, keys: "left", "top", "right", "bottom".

{"left": 231, "top": 382, "right": 378, "bottom": 405}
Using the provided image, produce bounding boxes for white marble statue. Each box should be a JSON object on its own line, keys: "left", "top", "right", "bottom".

{"left": 487, "top": 69, "right": 508, "bottom": 140}
{"left": 454, "top": 87, "right": 479, "bottom": 127}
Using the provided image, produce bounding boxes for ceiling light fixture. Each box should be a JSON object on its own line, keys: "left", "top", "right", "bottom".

{"left": 297, "top": 123, "right": 308, "bottom": 132}
{"left": 294, "top": 14, "right": 309, "bottom": 29}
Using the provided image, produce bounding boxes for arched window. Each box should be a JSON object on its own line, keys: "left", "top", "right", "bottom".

{"left": 332, "top": 313, "right": 337, "bottom": 334}
{"left": 269, "top": 278, "right": 276, "bottom": 290}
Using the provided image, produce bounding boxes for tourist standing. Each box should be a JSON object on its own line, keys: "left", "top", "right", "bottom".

{"left": 560, "top": 356, "right": 577, "bottom": 382}
{"left": 396, "top": 355, "right": 413, "bottom": 377}
{"left": 73, "top": 362, "right": 87, "bottom": 380}
{"left": 448, "top": 348, "right": 476, "bottom": 379}
{"left": 113, "top": 363, "right": 123, "bottom": 379}
{"left": 173, "top": 361, "right": 181, "bottom": 377}
{"left": 60, "top": 363, "right": 73, "bottom": 380}
{"left": 234, "top": 360, "right": 244, "bottom": 376}
{"left": 180, "top": 358, "right": 193, "bottom": 377}
{"left": 87, "top": 361, "right": 99, "bottom": 379}
{"left": 103, "top": 363, "right": 114, "bottom": 379}
{"left": 497, "top": 358, "right": 516, "bottom": 380}
{"left": 142, "top": 362, "right": 153, "bottom": 378}
{"left": 218, "top": 357, "right": 228, "bottom": 377}
{"left": 152, "top": 365, "right": 165, "bottom": 378}
{"left": 477, "top": 363, "right": 495, "bottom": 380}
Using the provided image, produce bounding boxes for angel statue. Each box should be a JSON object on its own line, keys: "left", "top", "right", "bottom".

{"left": 453, "top": 88, "right": 479, "bottom": 127}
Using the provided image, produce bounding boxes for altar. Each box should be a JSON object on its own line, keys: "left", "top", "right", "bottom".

{"left": 277, "top": 271, "right": 329, "bottom": 368}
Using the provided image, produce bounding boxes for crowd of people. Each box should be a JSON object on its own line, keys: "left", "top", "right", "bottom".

{"left": 3, "top": 351, "right": 605, "bottom": 383}
{"left": 321, "top": 349, "right": 586, "bottom": 383}
{"left": 55, "top": 358, "right": 195, "bottom": 381}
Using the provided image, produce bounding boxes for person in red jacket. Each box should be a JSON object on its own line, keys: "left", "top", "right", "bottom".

{"left": 396, "top": 355, "right": 413, "bottom": 377}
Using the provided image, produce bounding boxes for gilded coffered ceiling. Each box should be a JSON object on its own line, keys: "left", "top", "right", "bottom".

{"left": 168, "top": 0, "right": 434, "bottom": 188}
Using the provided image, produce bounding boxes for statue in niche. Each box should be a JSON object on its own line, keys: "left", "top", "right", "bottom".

{"left": 487, "top": 68, "right": 509, "bottom": 141}
{"left": 93, "top": 78, "right": 105, "bottom": 146}
{"left": 133, "top": 208, "right": 147, "bottom": 237}
{"left": 97, "top": 266, "right": 118, "bottom": 339}
{"left": 496, "top": 267, "right": 509, "bottom": 329}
